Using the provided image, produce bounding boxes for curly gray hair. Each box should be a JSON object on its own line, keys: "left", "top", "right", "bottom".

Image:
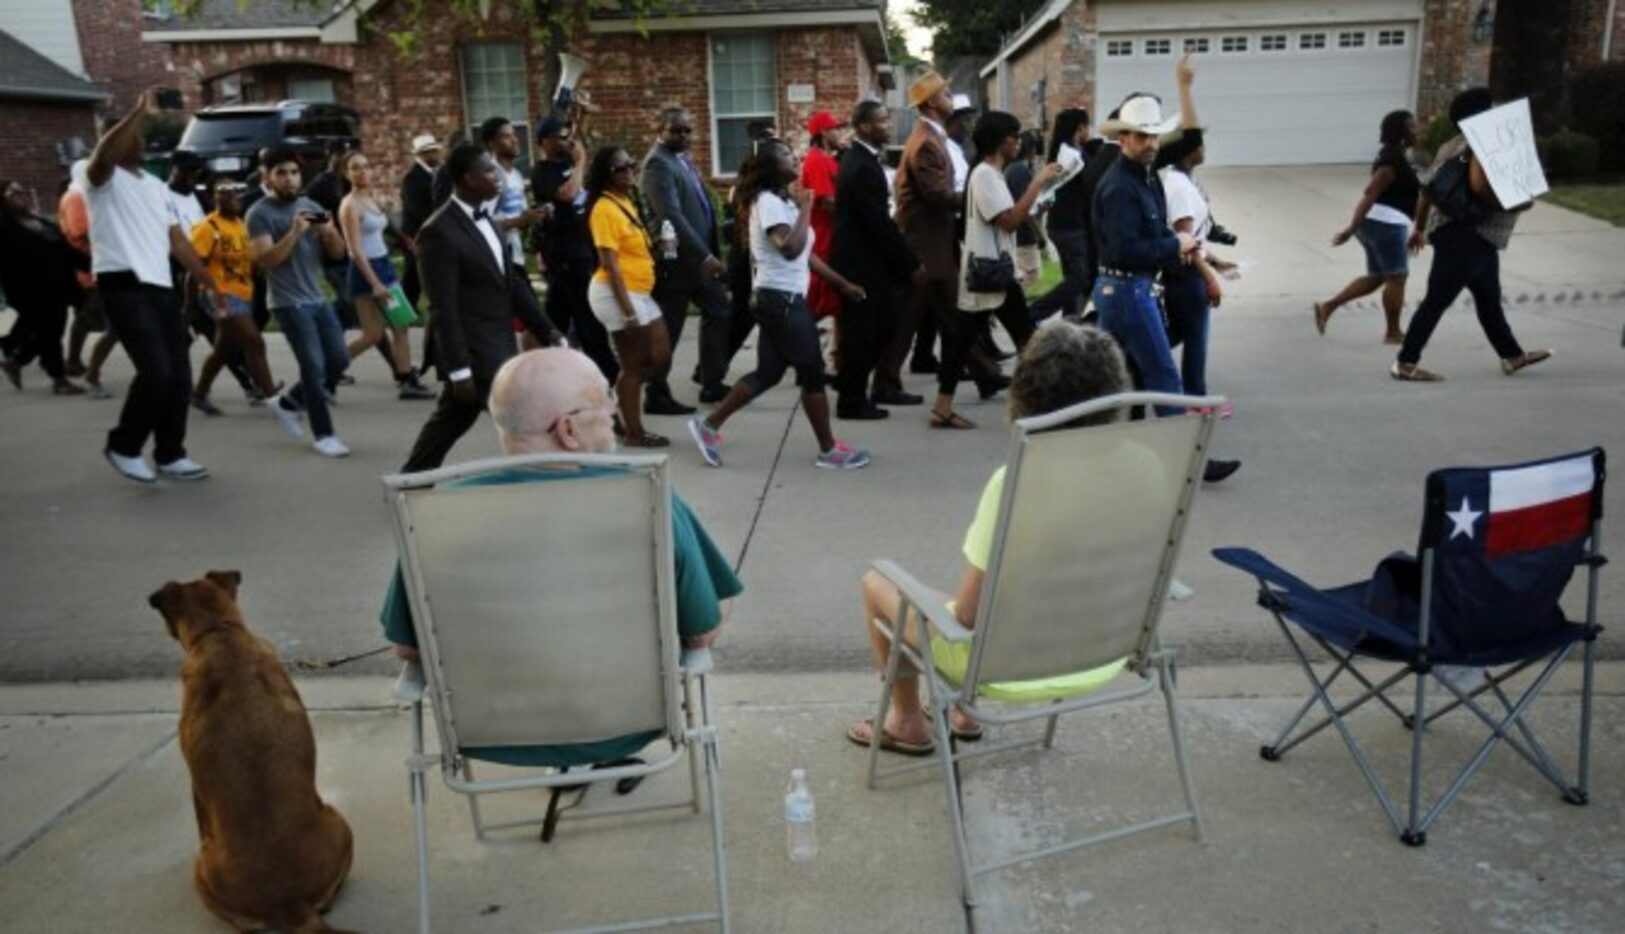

{"left": 1008, "top": 321, "right": 1128, "bottom": 426}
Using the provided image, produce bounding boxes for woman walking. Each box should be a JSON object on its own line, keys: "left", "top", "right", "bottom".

{"left": 1160, "top": 129, "right": 1236, "bottom": 413}
{"left": 687, "top": 140, "right": 871, "bottom": 469}
{"left": 1315, "top": 111, "right": 1420, "bottom": 344}
{"left": 337, "top": 150, "right": 435, "bottom": 399}
{"left": 1025, "top": 108, "right": 1091, "bottom": 322}
{"left": 189, "top": 178, "right": 278, "bottom": 414}
{"left": 0, "top": 179, "right": 86, "bottom": 395}
{"left": 935, "top": 111, "right": 1059, "bottom": 430}
{"left": 586, "top": 146, "right": 672, "bottom": 447}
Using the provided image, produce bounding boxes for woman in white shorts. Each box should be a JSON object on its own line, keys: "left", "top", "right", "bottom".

{"left": 586, "top": 146, "right": 670, "bottom": 447}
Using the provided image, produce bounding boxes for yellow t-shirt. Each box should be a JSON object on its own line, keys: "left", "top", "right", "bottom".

{"left": 936, "top": 466, "right": 1128, "bottom": 701}
{"left": 589, "top": 193, "right": 656, "bottom": 294}
{"left": 189, "top": 212, "right": 254, "bottom": 301}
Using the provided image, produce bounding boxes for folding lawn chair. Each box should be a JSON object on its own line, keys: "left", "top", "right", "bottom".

{"left": 382, "top": 453, "right": 729, "bottom": 933}
{"left": 1214, "top": 447, "right": 1605, "bottom": 845}
{"left": 865, "top": 392, "right": 1222, "bottom": 907}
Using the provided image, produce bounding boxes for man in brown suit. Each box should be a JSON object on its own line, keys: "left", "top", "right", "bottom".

{"left": 878, "top": 72, "right": 1001, "bottom": 408}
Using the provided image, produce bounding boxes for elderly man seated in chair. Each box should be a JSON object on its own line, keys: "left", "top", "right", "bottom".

{"left": 380, "top": 347, "right": 743, "bottom": 762}
{"left": 847, "top": 323, "right": 1133, "bottom": 755}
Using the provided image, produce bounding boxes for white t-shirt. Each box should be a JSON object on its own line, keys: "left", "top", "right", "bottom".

{"left": 164, "top": 188, "right": 205, "bottom": 234}
{"left": 1160, "top": 167, "right": 1211, "bottom": 240}
{"left": 750, "top": 190, "right": 812, "bottom": 295}
{"left": 958, "top": 162, "right": 1017, "bottom": 312}
{"left": 86, "top": 166, "right": 176, "bottom": 288}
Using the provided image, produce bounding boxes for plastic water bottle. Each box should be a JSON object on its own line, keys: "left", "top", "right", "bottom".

{"left": 659, "top": 219, "right": 678, "bottom": 261}
{"left": 785, "top": 768, "right": 817, "bottom": 862}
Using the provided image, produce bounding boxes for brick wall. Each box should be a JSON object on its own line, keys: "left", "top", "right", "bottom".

{"left": 71, "top": 0, "right": 173, "bottom": 112}
{"left": 165, "top": 40, "right": 357, "bottom": 109}
{"left": 0, "top": 100, "right": 98, "bottom": 202}
{"left": 984, "top": 1, "right": 1097, "bottom": 130}
{"left": 1418, "top": 0, "right": 1494, "bottom": 123}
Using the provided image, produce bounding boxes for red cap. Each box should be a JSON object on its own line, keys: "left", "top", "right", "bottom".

{"left": 807, "top": 111, "right": 842, "bottom": 137}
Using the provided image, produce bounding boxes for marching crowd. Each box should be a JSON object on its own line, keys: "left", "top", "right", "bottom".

{"left": 2, "top": 52, "right": 1548, "bottom": 485}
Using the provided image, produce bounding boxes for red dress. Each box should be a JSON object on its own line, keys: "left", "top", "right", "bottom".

{"left": 801, "top": 146, "right": 841, "bottom": 319}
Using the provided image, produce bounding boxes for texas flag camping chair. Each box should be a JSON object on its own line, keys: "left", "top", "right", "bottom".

{"left": 1214, "top": 448, "right": 1605, "bottom": 845}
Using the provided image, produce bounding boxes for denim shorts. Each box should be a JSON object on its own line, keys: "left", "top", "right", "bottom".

{"left": 345, "top": 255, "right": 398, "bottom": 298}
{"left": 1356, "top": 219, "right": 1410, "bottom": 277}
{"left": 221, "top": 295, "right": 253, "bottom": 318}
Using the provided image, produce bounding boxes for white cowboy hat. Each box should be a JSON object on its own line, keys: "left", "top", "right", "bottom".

{"left": 1099, "top": 95, "right": 1181, "bottom": 136}
{"left": 410, "top": 133, "right": 442, "bottom": 154}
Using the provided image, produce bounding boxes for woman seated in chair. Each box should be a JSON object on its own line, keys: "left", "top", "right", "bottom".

{"left": 847, "top": 321, "right": 1131, "bottom": 755}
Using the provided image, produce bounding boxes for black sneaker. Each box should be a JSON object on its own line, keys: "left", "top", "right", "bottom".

{"left": 645, "top": 395, "right": 697, "bottom": 416}
{"left": 397, "top": 376, "right": 437, "bottom": 400}
{"left": 837, "top": 403, "right": 890, "bottom": 421}
{"left": 1203, "top": 459, "right": 1241, "bottom": 484}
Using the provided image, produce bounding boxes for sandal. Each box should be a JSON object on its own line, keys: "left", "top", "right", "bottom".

{"left": 929, "top": 410, "right": 977, "bottom": 430}
{"left": 622, "top": 431, "right": 670, "bottom": 448}
{"left": 1313, "top": 302, "right": 1331, "bottom": 335}
{"left": 1390, "top": 362, "right": 1442, "bottom": 382}
{"left": 845, "top": 718, "right": 935, "bottom": 757}
{"left": 1501, "top": 349, "right": 1552, "bottom": 375}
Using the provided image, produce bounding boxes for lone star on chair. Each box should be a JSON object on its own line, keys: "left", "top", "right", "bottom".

{"left": 1446, "top": 496, "right": 1483, "bottom": 540}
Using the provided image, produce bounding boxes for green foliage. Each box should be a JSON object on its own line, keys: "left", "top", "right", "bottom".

{"left": 911, "top": 0, "right": 1050, "bottom": 59}
{"left": 1565, "top": 62, "right": 1625, "bottom": 172}
{"left": 1538, "top": 130, "right": 1601, "bottom": 181}
{"left": 884, "top": 12, "right": 924, "bottom": 67}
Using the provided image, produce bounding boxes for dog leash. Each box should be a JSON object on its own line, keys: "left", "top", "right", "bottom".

{"left": 288, "top": 645, "right": 393, "bottom": 671}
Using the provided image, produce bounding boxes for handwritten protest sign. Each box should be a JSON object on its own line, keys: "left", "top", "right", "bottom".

{"left": 1459, "top": 98, "right": 1548, "bottom": 208}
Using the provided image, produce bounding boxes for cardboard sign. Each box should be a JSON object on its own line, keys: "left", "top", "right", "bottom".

{"left": 786, "top": 84, "right": 815, "bottom": 104}
{"left": 1458, "top": 98, "right": 1548, "bottom": 208}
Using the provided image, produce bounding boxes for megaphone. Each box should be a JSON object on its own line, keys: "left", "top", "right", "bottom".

{"left": 554, "top": 52, "right": 588, "bottom": 110}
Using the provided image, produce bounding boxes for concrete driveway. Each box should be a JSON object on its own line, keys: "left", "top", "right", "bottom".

{"left": 0, "top": 166, "right": 1621, "bottom": 681}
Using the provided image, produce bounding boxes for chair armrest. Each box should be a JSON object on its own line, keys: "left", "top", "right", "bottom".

{"left": 393, "top": 661, "right": 426, "bottom": 703}
{"left": 871, "top": 559, "right": 974, "bottom": 643}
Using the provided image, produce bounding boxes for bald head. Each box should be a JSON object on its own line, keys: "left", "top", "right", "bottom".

{"left": 488, "top": 348, "right": 616, "bottom": 454}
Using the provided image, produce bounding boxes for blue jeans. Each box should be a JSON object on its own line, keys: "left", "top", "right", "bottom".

{"left": 271, "top": 302, "right": 349, "bottom": 438}
{"left": 1092, "top": 274, "right": 1182, "bottom": 416}
{"left": 1163, "top": 272, "right": 1210, "bottom": 397}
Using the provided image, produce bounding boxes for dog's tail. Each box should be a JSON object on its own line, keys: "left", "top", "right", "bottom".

{"left": 284, "top": 907, "right": 361, "bottom": 934}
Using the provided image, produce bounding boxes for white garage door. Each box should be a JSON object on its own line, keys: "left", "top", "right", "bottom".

{"left": 1096, "top": 23, "right": 1418, "bottom": 166}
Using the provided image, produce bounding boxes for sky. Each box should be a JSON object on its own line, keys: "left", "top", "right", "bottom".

{"left": 891, "top": 0, "right": 935, "bottom": 60}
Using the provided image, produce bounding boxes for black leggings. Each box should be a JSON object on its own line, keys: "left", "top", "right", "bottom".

{"left": 0, "top": 299, "right": 69, "bottom": 380}
{"left": 938, "top": 285, "right": 1035, "bottom": 397}
{"left": 740, "top": 288, "right": 825, "bottom": 395}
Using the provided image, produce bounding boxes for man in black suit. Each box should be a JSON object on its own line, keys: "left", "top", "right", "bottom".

{"left": 399, "top": 133, "right": 442, "bottom": 311}
{"left": 831, "top": 101, "right": 921, "bottom": 420}
{"left": 402, "top": 144, "right": 563, "bottom": 472}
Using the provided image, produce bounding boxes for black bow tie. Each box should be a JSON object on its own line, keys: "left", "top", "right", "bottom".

{"left": 472, "top": 206, "right": 490, "bottom": 221}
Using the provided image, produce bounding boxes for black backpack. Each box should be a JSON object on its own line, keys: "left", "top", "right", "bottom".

{"left": 1424, "top": 152, "right": 1490, "bottom": 227}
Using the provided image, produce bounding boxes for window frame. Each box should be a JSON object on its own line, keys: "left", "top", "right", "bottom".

{"left": 1105, "top": 38, "right": 1136, "bottom": 58}
{"left": 1182, "top": 36, "right": 1211, "bottom": 55}
{"left": 458, "top": 41, "right": 533, "bottom": 167}
{"left": 1377, "top": 28, "right": 1407, "bottom": 48}
{"left": 1337, "top": 30, "right": 1369, "bottom": 50}
{"left": 1220, "top": 35, "right": 1250, "bottom": 54}
{"left": 1299, "top": 32, "right": 1328, "bottom": 51}
{"left": 708, "top": 32, "right": 779, "bottom": 177}
{"left": 1259, "top": 33, "right": 1288, "bottom": 52}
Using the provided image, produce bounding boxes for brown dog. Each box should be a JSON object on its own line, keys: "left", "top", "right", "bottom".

{"left": 150, "top": 571, "right": 358, "bottom": 934}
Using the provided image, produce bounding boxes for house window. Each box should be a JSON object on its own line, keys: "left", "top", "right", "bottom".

{"left": 1260, "top": 34, "right": 1288, "bottom": 52}
{"left": 1183, "top": 37, "right": 1210, "bottom": 54}
{"left": 460, "top": 42, "right": 532, "bottom": 162}
{"left": 1378, "top": 29, "right": 1407, "bottom": 47}
{"left": 1300, "top": 33, "right": 1328, "bottom": 50}
{"left": 287, "top": 77, "right": 336, "bottom": 103}
{"left": 1338, "top": 31, "right": 1368, "bottom": 49}
{"left": 1106, "top": 39, "right": 1135, "bottom": 57}
{"left": 711, "top": 34, "right": 776, "bottom": 174}
{"left": 1220, "top": 36, "right": 1249, "bottom": 53}
{"left": 1143, "top": 38, "right": 1172, "bottom": 56}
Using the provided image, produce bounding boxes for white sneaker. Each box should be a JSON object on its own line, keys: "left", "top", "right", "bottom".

{"left": 269, "top": 393, "right": 306, "bottom": 439}
{"left": 312, "top": 435, "right": 350, "bottom": 458}
{"left": 104, "top": 449, "right": 155, "bottom": 484}
{"left": 156, "top": 457, "right": 210, "bottom": 481}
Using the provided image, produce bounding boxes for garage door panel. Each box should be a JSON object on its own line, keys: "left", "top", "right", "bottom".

{"left": 1097, "top": 23, "right": 1416, "bottom": 166}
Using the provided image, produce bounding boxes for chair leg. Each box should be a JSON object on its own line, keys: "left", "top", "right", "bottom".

{"left": 1577, "top": 636, "right": 1596, "bottom": 800}
{"left": 410, "top": 700, "right": 433, "bottom": 934}
{"left": 685, "top": 672, "right": 704, "bottom": 814}
{"left": 697, "top": 671, "right": 731, "bottom": 933}
{"left": 1402, "top": 667, "right": 1428, "bottom": 846}
{"left": 928, "top": 690, "right": 979, "bottom": 908}
{"left": 462, "top": 760, "right": 485, "bottom": 840}
{"left": 1042, "top": 701, "right": 1061, "bottom": 749}
{"left": 866, "top": 620, "right": 906, "bottom": 790}
{"left": 1158, "top": 654, "right": 1205, "bottom": 842}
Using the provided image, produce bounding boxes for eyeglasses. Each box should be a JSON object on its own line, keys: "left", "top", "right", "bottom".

{"left": 546, "top": 389, "right": 618, "bottom": 435}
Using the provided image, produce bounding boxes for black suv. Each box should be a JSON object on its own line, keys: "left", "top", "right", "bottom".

{"left": 176, "top": 101, "right": 361, "bottom": 181}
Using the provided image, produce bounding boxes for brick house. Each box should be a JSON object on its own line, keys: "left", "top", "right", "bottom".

{"left": 978, "top": 0, "right": 1625, "bottom": 166}
{"left": 129, "top": 0, "right": 892, "bottom": 185}
{"left": 0, "top": 28, "right": 109, "bottom": 200}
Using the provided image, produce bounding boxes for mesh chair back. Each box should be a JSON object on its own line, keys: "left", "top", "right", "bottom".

{"left": 384, "top": 455, "right": 681, "bottom": 752}
{"left": 966, "top": 395, "right": 1214, "bottom": 687}
{"left": 1416, "top": 448, "right": 1605, "bottom": 658}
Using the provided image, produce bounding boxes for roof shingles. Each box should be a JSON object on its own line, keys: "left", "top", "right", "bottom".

{"left": 0, "top": 29, "right": 109, "bottom": 103}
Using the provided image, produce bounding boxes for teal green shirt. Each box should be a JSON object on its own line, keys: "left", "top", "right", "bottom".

{"left": 381, "top": 468, "right": 743, "bottom": 768}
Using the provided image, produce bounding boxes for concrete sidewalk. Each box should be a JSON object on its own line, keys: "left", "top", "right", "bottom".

{"left": 2, "top": 664, "right": 1620, "bottom": 933}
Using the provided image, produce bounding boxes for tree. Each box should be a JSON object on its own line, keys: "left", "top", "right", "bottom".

{"left": 910, "top": 0, "right": 1049, "bottom": 59}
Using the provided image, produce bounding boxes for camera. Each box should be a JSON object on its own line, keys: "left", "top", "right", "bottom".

{"left": 1206, "top": 222, "right": 1238, "bottom": 246}
{"left": 301, "top": 211, "right": 331, "bottom": 225}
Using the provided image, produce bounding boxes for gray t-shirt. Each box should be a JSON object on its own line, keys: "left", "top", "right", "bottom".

{"left": 246, "top": 195, "right": 329, "bottom": 308}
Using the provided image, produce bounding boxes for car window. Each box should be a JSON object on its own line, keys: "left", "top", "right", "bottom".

{"left": 179, "top": 113, "right": 281, "bottom": 151}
